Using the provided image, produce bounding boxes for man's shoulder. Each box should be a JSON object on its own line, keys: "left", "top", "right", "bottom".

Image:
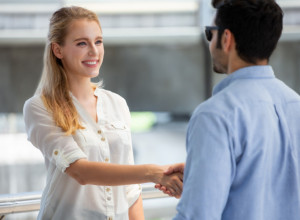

{"left": 190, "top": 83, "right": 252, "bottom": 124}
{"left": 192, "top": 94, "right": 226, "bottom": 118}
{"left": 274, "top": 78, "right": 300, "bottom": 103}
{"left": 193, "top": 76, "right": 300, "bottom": 120}
{"left": 195, "top": 86, "right": 239, "bottom": 113}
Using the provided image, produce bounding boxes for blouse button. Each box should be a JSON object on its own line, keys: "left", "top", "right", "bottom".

{"left": 97, "top": 130, "right": 102, "bottom": 134}
{"left": 106, "top": 188, "right": 111, "bottom": 192}
{"left": 105, "top": 157, "right": 109, "bottom": 163}
{"left": 54, "top": 150, "right": 58, "bottom": 156}
{"left": 101, "top": 137, "right": 106, "bottom": 142}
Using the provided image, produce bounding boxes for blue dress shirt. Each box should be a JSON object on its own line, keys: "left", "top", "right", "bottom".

{"left": 174, "top": 66, "right": 300, "bottom": 220}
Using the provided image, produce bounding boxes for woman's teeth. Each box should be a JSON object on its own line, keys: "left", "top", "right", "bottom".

{"left": 85, "top": 61, "right": 97, "bottom": 65}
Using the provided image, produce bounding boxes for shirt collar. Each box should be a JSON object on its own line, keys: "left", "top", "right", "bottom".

{"left": 93, "top": 86, "right": 101, "bottom": 97}
{"left": 212, "top": 65, "right": 275, "bottom": 95}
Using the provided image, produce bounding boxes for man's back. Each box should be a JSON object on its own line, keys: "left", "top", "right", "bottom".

{"left": 174, "top": 66, "right": 300, "bottom": 220}
{"left": 218, "top": 66, "right": 300, "bottom": 219}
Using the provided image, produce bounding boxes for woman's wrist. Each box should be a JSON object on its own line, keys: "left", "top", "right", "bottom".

{"left": 144, "top": 164, "right": 163, "bottom": 184}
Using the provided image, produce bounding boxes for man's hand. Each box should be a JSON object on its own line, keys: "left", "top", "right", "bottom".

{"left": 158, "top": 171, "right": 183, "bottom": 198}
{"left": 155, "top": 163, "right": 185, "bottom": 198}
{"left": 165, "top": 163, "right": 185, "bottom": 175}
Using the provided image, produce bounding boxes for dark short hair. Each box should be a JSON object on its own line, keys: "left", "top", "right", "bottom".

{"left": 212, "top": 0, "right": 224, "bottom": 8}
{"left": 215, "top": 0, "right": 283, "bottom": 63}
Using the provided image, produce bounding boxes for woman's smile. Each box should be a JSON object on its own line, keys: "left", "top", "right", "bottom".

{"left": 82, "top": 60, "right": 99, "bottom": 68}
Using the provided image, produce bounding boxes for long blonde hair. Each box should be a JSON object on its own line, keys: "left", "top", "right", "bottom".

{"left": 36, "top": 6, "right": 101, "bottom": 135}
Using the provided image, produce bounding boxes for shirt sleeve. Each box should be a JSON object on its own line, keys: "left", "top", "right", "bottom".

{"left": 125, "top": 138, "right": 142, "bottom": 207}
{"left": 174, "top": 111, "right": 236, "bottom": 219}
{"left": 23, "top": 96, "right": 87, "bottom": 173}
{"left": 120, "top": 97, "right": 142, "bottom": 206}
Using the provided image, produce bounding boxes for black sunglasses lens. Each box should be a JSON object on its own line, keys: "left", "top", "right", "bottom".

{"left": 205, "top": 29, "right": 212, "bottom": 41}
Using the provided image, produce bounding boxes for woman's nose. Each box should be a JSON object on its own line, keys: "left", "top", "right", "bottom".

{"left": 88, "top": 44, "right": 98, "bottom": 56}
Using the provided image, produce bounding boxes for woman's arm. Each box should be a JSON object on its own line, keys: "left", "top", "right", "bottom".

{"left": 65, "top": 159, "right": 183, "bottom": 196}
{"left": 128, "top": 195, "right": 144, "bottom": 220}
{"left": 24, "top": 97, "right": 183, "bottom": 195}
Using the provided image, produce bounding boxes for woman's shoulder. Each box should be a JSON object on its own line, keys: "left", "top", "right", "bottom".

{"left": 96, "top": 88, "right": 131, "bottom": 123}
{"left": 96, "top": 88, "right": 126, "bottom": 104}
{"left": 23, "top": 94, "right": 46, "bottom": 115}
{"left": 24, "top": 95, "right": 43, "bottom": 107}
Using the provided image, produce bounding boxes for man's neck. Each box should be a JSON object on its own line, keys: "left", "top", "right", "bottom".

{"left": 227, "top": 58, "right": 268, "bottom": 74}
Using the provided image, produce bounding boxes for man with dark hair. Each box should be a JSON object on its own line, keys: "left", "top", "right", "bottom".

{"left": 168, "top": 0, "right": 300, "bottom": 219}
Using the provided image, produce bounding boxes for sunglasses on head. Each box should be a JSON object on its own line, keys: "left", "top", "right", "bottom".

{"left": 205, "top": 26, "right": 221, "bottom": 42}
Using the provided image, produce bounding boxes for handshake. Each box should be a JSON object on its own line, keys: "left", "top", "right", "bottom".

{"left": 154, "top": 163, "right": 185, "bottom": 199}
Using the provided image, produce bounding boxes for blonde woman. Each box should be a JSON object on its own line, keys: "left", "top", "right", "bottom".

{"left": 23, "top": 6, "right": 183, "bottom": 220}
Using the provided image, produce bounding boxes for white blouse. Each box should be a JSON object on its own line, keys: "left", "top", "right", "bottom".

{"left": 23, "top": 88, "right": 141, "bottom": 220}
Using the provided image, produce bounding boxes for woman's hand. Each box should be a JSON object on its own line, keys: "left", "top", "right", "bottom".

{"left": 154, "top": 163, "right": 185, "bottom": 198}
{"left": 150, "top": 164, "right": 184, "bottom": 198}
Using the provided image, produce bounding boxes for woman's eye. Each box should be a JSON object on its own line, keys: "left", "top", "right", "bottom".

{"left": 77, "top": 42, "right": 87, "bottom": 46}
{"left": 95, "top": 40, "right": 102, "bottom": 45}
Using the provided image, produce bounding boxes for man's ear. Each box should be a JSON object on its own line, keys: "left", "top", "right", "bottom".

{"left": 222, "top": 29, "right": 234, "bottom": 53}
{"left": 52, "top": 43, "right": 63, "bottom": 59}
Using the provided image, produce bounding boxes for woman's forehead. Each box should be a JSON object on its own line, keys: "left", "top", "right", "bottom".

{"left": 66, "top": 19, "right": 102, "bottom": 38}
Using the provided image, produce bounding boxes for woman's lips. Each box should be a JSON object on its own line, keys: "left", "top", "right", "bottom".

{"left": 82, "top": 60, "right": 98, "bottom": 67}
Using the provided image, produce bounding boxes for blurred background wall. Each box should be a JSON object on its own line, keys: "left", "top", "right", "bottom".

{"left": 0, "top": 0, "right": 300, "bottom": 115}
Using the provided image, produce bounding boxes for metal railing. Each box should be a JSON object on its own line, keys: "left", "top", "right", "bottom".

{"left": 0, "top": 185, "right": 169, "bottom": 218}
